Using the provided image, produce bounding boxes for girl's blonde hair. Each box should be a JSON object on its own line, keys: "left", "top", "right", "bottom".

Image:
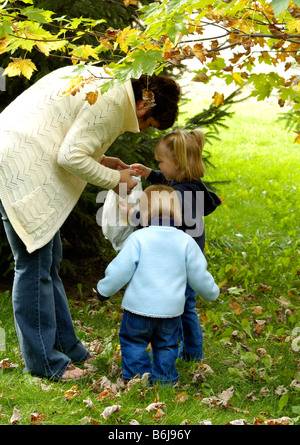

{"left": 156, "top": 129, "right": 205, "bottom": 181}
{"left": 139, "top": 184, "right": 182, "bottom": 226}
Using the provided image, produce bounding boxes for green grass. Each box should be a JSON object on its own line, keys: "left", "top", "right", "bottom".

{"left": 0, "top": 98, "right": 299, "bottom": 426}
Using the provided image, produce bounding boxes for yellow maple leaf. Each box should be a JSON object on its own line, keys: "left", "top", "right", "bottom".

{"left": 287, "top": 18, "right": 300, "bottom": 33}
{"left": 116, "top": 26, "right": 137, "bottom": 53}
{"left": 4, "top": 58, "right": 37, "bottom": 80}
{"left": 294, "top": 131, "right": 300, "bottom": 144}
{"left": 124, "top": 0, "right": 137, "bottom": 6}
{"left": 71, "top": 45, "right": 99, "bottom": 62}
{"left": 0, "top": 37, "right": 8, "bottom": 54}
{"left": 232, "top": 72, "right": 244, "bottom": 85}
{"left": 85, "top": 91, "right": 99, "bottom": 106}
{"left": 212, "top": 92, "right": 224, "bottom": 108}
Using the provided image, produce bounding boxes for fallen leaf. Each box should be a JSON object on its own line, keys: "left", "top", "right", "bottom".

{"left": 10, "top": 406, "right": 22, "bottom": 424}
{"left": 153, "top": 408, "right": 165, "bottom": 419}
{"left": 252, "top": 306, "right": 264, "bottom": 315}
{"left": 0, "top": 358, "right": 19, "bottom": 369}
{"left": 101, "top": 404, "right": 122, "bottom": 419}
{"left": 174, "top": 392, "right": 188, "bottom": 403}
{"left": 83, "top": 397, "right": 94, "bottom": 409}
{"left": 64, "top": 385, "right": 82, "bottom": 400}
{"left": 226, "top": 418, "right": 248, "bottom": 425}
{"left": 145, "top": 402, "right": 166, "bottom": 412}
{"left": 95, "top": 388, "right": 112, "bottom": 401}
{"left": 264, "top": 417, "right": 291, "bottom": 425}
{"left": 30, "top": 412, "right": 46, "bottom": 425}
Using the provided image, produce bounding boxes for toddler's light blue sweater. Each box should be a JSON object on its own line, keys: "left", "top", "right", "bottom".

{"left": 97, "top": 224, "right": 219, "bottom": 318}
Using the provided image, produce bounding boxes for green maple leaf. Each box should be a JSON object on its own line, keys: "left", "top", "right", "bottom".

{"left": 270, "top": 0, "right": 289, "bottom": 16}
{"left": 131, "top": 49, "right": 163, "bottom": 76}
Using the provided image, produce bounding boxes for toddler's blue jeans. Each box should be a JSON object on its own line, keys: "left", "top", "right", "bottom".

{"left": 178, "top": 284, "right": 204, "bottom": 361}
{"left": 0, "top": 201, "right": 89, "bottom": 380}
{"left": 119, "top": 309, "right": 180, "bottom": 385}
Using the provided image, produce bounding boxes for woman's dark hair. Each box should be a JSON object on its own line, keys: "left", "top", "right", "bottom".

{"left": 131, "top": 74, "right": 181, "bottom": 130}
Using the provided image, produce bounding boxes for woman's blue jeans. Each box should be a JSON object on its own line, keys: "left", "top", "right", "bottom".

{"left": 0, "top": 201, "right": 89, "bottom": 380}
{"left": 178, "top": 284, "right": 204, "bottom": 361}
{"left": 119, "top": 310, "right": 180, "bottom": 385}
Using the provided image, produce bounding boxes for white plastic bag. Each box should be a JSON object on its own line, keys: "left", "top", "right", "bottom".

{"left": 101, "top": 176, "right": 142, "bottom": 251}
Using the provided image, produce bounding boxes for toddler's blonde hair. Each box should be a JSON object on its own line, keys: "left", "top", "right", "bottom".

{"left": 139, "top": 184, "right": 182, "bottom": 226}
{"left": 156, "top": 129, "right": 205, "bottom": 181}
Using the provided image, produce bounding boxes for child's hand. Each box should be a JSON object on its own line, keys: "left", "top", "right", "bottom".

{"left": 130, "top": 163, "right": 151, "bottom": 178}
{"left": 119, "top": 201, "right": 133, "bottom": 216}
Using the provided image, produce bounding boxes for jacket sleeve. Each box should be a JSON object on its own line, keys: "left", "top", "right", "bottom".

{"left": 57, "top": 90, "right": 123, "bottom": 189}
{"left": 186, "top": 238, "right": 220, "bottom": 301}
{"left": 201, "top": 182, "right": 222, "bottom": 216}
{"left": 97, "top": 236, "right": 140, "bottom": 297}
{"left": 147, "top": 170, "right": 168, "bottom": 184}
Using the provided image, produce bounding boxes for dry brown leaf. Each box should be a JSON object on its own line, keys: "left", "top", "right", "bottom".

{"left": 226, "top": 418, "right": 248, "bottom": 425}
{"left": 83, "top": 397, "right": 94, "bottom": 409}
{"left": 95, "top": 388, "right": 112, "bottom": 401}
{"left": 0, "top": 358, "right": 19, "bottom": 369}
{"left": 252, "top": 306, "right": 264, "bottom": 315}
{"left": 10, "top": 406, "right": 22, "bottom": 424}
{"left": 64, "top": 385, "right": 82, "bottom": 400}
{"left": 174, "top": 392, "right": 188, "bottom": 403}
{"left": 85, "top": 91, "right": 99, "bottom": 106}
{"left": 152, "top": 408, "right": 165, "bottom": 419}
{"left": 101, "top": 404, "right": 122, "bottom": 419}
{"left": 30, "top": 412, "right": 46, "bottom": 425}
{"left": 145, "top": 401, "right": 166, "bottom": 412}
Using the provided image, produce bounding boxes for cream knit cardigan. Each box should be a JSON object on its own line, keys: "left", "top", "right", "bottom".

{"left": 0, "top": 66, "right": 140, "bottom": 253}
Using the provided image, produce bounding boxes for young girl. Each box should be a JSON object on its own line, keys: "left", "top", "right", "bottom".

{"left": 96, "top": 185, "right": 219, "bottom": 385}
{"left": 131, "top": 129, "right": 221, "bottom": 361}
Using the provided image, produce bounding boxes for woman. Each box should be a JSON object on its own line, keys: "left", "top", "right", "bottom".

{"left": 0, "top": 66, "right": 181, "bottom": 381}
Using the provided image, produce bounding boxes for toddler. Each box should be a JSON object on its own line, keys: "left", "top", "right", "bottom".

{"left": 96, "top": 184, "right": 219, "bottom": 385}
{"left": 131, "top": 129, "right": 221, "bottom": 361}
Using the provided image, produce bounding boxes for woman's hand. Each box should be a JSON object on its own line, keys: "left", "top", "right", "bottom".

{"left": 130, "top": 163, "right": 151, "bottom": 178}
{"left": 114, "top": 169, "right": 138, "bottom": 197}
{"left": 101, "top": 156, "right": 129, "bottom": 171}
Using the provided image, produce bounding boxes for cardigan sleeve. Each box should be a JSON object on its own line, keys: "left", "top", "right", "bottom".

{"left": 57, "top": 91, "right": 124, "bottom": 189}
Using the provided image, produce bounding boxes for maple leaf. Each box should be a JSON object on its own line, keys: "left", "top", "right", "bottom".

{"left": 0, "top": 37, "right": 8, "bottom": 54}
{"left": 85, "top": 91, "right": 99, "bottom": 106}
{"left": 101, "top": 404, "right": 122, "bottom": 419}
{"left": 212, "top": 92, "right": 224, "bottom": 107}
{"left": 232, "top": 72, "right": 244, "bottom": 85}
{"left": 287, "top": 18, "right": 300, "bottom": 32}
{"left": 30, "top": 412, "right": 46, "bottom": 425}
{"left": 10, "top": 406, "right": 22, "bottom": 424}
{"left": 124, "top": 0, "right": 138, "bottom": 6}
{"left": 294, "top": 131, "right": 300, "bottom": 143}
{"left": 116, "top": 26, "right": 137, "bottom": 53}
{"left": 193, "top": 43, "right": 207, "bottom": 63}
{"left": 70, "top": 45, "right": 99, "bottom": 61}
{"left": 4, "top": 58, "right": 37, "bottom": 79}
{"left": 64, "top": 385, "right": 82, "bottom": 400}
